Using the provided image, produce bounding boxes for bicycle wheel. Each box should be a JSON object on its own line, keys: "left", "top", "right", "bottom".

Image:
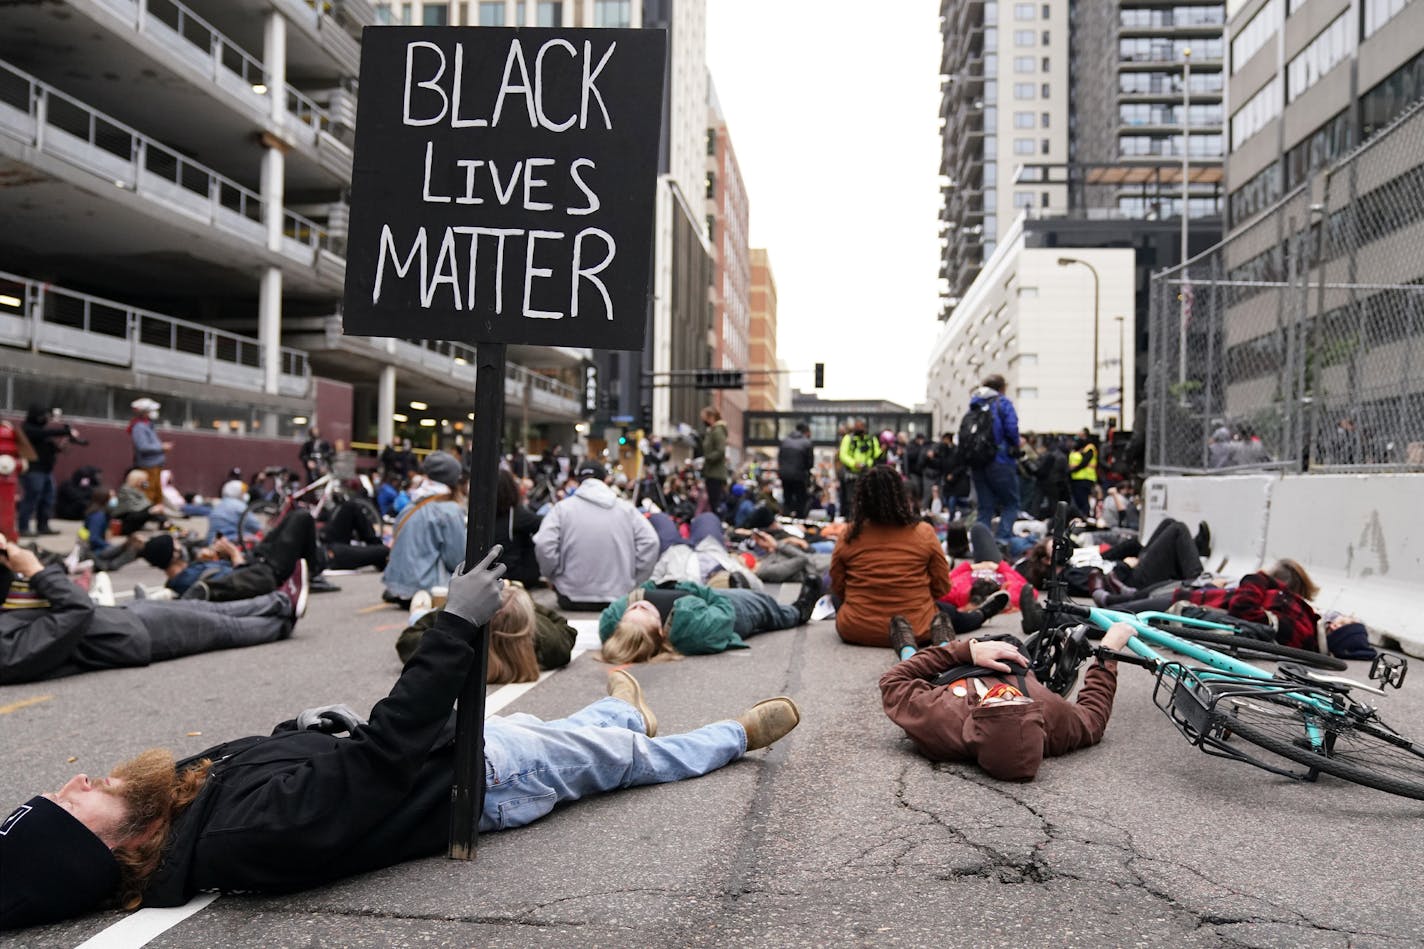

{"left": 1160, "top": 626, "right": 1347, "bottom": 672}
{"left": 239, "top": 500, "right": 280, "bottom": 547}
{"left": 1213, "top": 690, "right": 1424, "bottom": 799}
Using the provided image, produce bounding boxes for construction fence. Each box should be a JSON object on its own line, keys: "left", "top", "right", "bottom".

{"left": 1147, "top": 99, "right": 1424, "bottom": 474}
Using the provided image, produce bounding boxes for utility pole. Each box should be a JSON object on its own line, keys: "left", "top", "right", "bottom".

{"left": 1178, "top": 46, "right": 1192, "bottom": 401}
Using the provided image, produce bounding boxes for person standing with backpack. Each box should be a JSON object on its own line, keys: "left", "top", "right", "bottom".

{"left": 960, "top": 374, "right": 1021, "bottom": 550}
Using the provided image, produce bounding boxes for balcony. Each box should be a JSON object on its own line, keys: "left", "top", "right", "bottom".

{"left": 0, "top": 58, "right": 344, "bottom": 292}
{"left": 0, "top": 270, "right": 311, "bottom": 397}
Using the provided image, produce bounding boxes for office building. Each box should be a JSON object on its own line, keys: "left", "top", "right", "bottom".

{"left": 706, "top": 82, "right": 750, "bottom": 457}
{"left": 746, "top": 249, "right": 779, "bottom": 412}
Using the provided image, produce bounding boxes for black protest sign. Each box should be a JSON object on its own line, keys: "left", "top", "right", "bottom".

{"left": 343, "top": 27, "right": 666, "bottom": 351}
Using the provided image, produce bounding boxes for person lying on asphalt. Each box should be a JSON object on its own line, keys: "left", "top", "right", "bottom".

{"left": 0, "top": 535, "right": 302, "bottom": 685}
{"left": 878, "top": 621, "right": 1132, "bottom": 780}
{"left": 0, "top": 546, "right": 803, "bottom": 931}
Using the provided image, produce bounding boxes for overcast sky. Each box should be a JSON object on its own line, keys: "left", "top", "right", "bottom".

{"left": 705, "top": 1, "right": 943, "bottom": 410}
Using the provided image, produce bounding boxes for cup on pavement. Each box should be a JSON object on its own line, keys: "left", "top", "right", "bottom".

{"left": 431, "top": 586, "right": 449, "bottom": 609}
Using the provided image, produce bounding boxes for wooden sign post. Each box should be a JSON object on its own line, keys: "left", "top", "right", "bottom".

{"left": 342, "top": 25, "right": 665, "bottom": 858}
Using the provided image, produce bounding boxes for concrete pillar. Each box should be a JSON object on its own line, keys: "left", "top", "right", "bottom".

{"left": 259, "top": 266, "right": 282, "bottom": 395}
{"left": 260, "top": 144, "right": 285, "bottom": 253}
{"left": 263, "top": 11, "right": 287, "bottom": 125}
{"left": 378, "top": 364, "right": 397, "bottom": 448}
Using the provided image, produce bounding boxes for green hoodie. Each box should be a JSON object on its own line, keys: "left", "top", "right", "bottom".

{"left": 598, "top": 581, "right": 748, "bottom": 654}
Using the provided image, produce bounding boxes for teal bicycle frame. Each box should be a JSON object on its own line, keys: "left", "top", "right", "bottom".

{"left": 1080, "top": 606, "right": 1338, "bottom": 755}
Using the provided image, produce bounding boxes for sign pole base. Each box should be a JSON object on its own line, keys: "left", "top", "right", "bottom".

{"left": 448, "top": 341, "right": 506, "bottom": 860}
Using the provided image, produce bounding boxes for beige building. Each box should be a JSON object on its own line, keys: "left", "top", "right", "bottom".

{"left": 706, "top": 83, "right": 750, "bottom": 455}
{"left": 927, "top": 216, "right": 1135, "bottom": 435}
{"left": 747, "top": 249, "right": 779, "bottom": 412}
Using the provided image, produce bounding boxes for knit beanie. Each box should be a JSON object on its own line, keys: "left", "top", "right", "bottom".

{"left": 141, "top": 534, "right": 176, "bottom": 570}
{"left": 421, "top": 451, "right": 463, "bottom": 489}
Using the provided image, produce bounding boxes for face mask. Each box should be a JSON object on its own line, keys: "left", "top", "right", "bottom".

{"left": 148, "top": 410, "right": 160, "bottom": 420}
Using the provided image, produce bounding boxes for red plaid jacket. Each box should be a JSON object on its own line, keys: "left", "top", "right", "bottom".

{"left": 1172, "top": 572, "right": 1320, "bottom": 651}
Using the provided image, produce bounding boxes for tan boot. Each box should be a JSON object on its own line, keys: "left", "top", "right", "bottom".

{"left": 736, "top": 697, "right": 801, "bottom": 751}
{"left": 607, "top": 669, "right": 658, "bottom": 737}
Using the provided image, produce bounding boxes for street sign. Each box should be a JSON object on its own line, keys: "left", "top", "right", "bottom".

{"left": 340, "top": 25, "right": 666, "bottom": 861}
{"left": 343, "top": 27, "right": 666, "bottom": 351}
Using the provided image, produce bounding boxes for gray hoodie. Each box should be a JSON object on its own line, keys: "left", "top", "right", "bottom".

{"left": 533, "top": 479, "right": 660, "bottom": 602}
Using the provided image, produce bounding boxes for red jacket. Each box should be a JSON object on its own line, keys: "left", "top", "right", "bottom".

{"left": 879, "top": 641, "right": 1118, "bottom": 765}
{"left": 1173, "top": 572, "right": 1320, "bottom": 651}
{"left": 941, "top": 560, "right": 1028, "bottom": 610}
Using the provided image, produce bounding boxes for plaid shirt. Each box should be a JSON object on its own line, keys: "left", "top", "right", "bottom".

{"left": 1173, "top": 572, "right": 1320, "bottom": 651}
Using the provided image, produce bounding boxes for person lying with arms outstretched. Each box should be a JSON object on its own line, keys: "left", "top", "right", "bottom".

{"left": 0, "top": 546, "right": 802, "bottom": 931}
{"left": 878, "top": 621, "right": 1133, "bottom": 780}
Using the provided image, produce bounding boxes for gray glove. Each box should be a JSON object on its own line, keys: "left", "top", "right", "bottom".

{"left": 296, "top": 703, "right": 366, "bottom": 734}
{"left": 444, "top": 544, "right": 508, "bottom": 628}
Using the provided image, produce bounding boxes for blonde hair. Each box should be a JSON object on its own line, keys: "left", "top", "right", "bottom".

{"left": 600, "top": 588, "right": 682, "bottom": 665}
{"left": 487, "top": 585, "right": 540, "bottom": 684}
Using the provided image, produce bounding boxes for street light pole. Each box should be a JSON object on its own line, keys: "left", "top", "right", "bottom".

{"left": 1058, "top": 256, "right": 1101, "bottom": 429}
{"left": 1178, "top": 47, "right": 1192, "bottom": 399}
{"left": 1115, "top": 315, "right": 1126, "bottom": 425}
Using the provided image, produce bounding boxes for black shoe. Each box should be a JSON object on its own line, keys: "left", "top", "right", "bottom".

{"left": 181, "top": 581, "right": 210, "bottom": 601}
{"left": 727, "top": 571, "right": 750, "bottom": 589}
{"left": 792, "top": 577, "right": 821, "bottom": 625}
{"left": 1019, "top": 585, "right": 1044, "bottom": 635}
{"left": 1195, "top": 521, "right": 1212, "bottom": 559}
{"left": 929, "top": 608, "right": 954, "bottom": 646}
{"left": 978, "top": 589, "right": 1011, "bottom": 620}
{"left": 888, "top": 615, "right": 917, "bottom": 657}
{"left": 308, "top": 575, "right": 342, "bottom": 594}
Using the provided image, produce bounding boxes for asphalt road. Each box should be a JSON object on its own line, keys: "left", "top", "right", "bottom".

{"left": 3, "top": 537, "right": 1424, "bottom": 948}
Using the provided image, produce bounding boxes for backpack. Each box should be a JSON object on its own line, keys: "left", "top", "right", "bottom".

{"left": 957, "top": 398, "right": 1000, "bottom": 468}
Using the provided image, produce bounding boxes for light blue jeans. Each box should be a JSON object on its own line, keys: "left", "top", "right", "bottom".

{"left": 479, "top": 697, "right": 747, "bottom": 831}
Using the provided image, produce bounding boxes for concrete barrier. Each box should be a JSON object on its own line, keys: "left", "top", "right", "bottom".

{"left": 1141, "top": 474, "right": 1277, "bottom": 578}
{"left": 1263, "top": 474, "right": 1424, "bottom": 658}
{"left": 1144, "top": 472, "right": 1424, "bottom": 658}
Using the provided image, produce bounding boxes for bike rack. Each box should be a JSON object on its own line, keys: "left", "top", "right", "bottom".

{"left": 1151, "top": 662, "right": 1336, "bottom": 783}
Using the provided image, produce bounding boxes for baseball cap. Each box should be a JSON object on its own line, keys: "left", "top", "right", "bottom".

{"left": 575, "top": 461, "right": 607, "bottom": 482}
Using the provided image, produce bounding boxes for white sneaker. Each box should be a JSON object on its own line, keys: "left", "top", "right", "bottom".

{"left": 90, "top": 572, "right": 115, "bottom": 607}
{"left": 409, "top": 589, "right": 433, "bottom": 625}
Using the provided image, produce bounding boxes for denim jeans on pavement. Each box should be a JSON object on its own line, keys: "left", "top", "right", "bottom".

{"left": 479, "top": 697, "right": 745, "bottom": 831}
{"left": 719, "top": 587, "right": 799, "bottom": 637}
{"left": 649, "top": 511, "right": 723, "bottom": 553}
{"left": 17, "top": 470, "right": 54, "bottom": 532}
{"left": 972, "top": 461, "right": 1022, "bottom": 546}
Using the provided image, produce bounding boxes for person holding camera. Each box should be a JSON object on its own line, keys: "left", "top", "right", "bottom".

{"left": 19, "top": 406, "right": 85, "bottom": 538}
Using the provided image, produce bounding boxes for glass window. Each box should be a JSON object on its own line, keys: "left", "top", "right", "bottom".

{"left": 706, "top": 128, "right": 716, "bottom": 156}
{"left": 1230, "top": 76, "right": 1282, "bottom": 149}
{"left": 537, "top": 1, "right": 563, "bottom": 26}
{"left": 1040, "top": 191, "right": 1051, "bottom": 206}
{"left": 1014, "top": 110, "right": 1035, "bottom": 128}
{"left": 594, "top": 0, "right": 631, "bottom": 27}
{"left": 1364, "top": 0, "right": 1410, "bottom": 38}
{"left": 1014, "top": 2, "right": 1035, "bottom": 19}
{"left": 1041, "top": 30, "right": 1050, "bottom": 45}
{"left": 1013, "top": 137, "right": 1035, "bottom": 154}
{"left": 422, "top": 3, "right": 449, "bottom": 25}
{"left": 1013, "top": 191, "right": 1035, "bottom": 208}
{"left": 374, "top": 3, "right": 394, "bottom": 24}
{"left": 1041, "top": 82, "right": 1050, "bottom": 97}
{"left": 1040, "top": 138, "right": 1050, "bottom": 154}
{"left": 1041, "top": 111, "right": 1050, "bottom": 128}
{"left": 399, "top": 2, "right": 413, "bottom": 23}
{"left": 478, "top": 1, "right": 504, "bottom": 25}
{"left": 1014, "top": 56, "right": 1035, "bottom": 72}
{"left": 1014, "top": 29, "right": 1035, "bottom": 46}
{"left": 1231, "top": 0, "right": 1281, "bottom": 73}
{"left": 1286, "top": 12, "right": 1355, "bottom": 102}
{"left": 1013, "top": 82, "right": 1035, "bottom": 99}
{"left": 705, "top": 171, "right": 716, "bottom": 199}
{"left": 1042, "top": 3, "right": 1050, "bottom": 17}
{"left": 1041, "top": 56, "right": 1050, "bottom": 72}
{"left": 1361, "top": 47, "right": 1424, "bottom": 138}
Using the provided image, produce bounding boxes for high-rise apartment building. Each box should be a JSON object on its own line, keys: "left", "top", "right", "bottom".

{"left": 746, "top": 249, "right": 779, "bottom": 412}
{"left": 706, "top": 84, "right": 750, "bottom": 456}
{"left": 939, "top": 1, "right": 1070, "bottom": 315}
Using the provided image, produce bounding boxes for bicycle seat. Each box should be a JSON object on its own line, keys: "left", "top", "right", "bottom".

{"left": 1277, "top": 662, "right": 1382, "bottom": 695}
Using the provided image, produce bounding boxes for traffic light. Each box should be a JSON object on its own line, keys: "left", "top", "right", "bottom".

{"left": 814, "top": 362, "right": 825, "bottom": 389}
{"left": 618, "top": 427, "right": 629, "bottom": 446}
{"left": 1086, "top": 389, "right": 1100, "bottom": 411}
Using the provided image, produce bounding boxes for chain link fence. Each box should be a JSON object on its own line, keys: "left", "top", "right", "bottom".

{"left": 1147, "top": 99, "right": 1424, "bottom": 473}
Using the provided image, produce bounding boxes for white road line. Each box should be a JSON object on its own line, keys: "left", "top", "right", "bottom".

{"left": 74, "top": 620, "right": 603, "bottom": 948}
{"left": 74, "top": 894, "right": 218, "bottom": 949}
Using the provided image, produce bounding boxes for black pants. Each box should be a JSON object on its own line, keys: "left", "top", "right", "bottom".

{"left": 933, "top": 601, "right": 988, "bottom": 637}
{"left": 557, "top": 594, "right": 612, "bottom": 613}
{"left": 782, "top": 479, "right": 808, "bottom": 519}
{"left": 704, "top": 478, "right": 726, "bottom": 520}
{"left": 1117, "top": 518, "right": 1201, "bottom": 589}
{"left": 321, "top": 500, "right": 388, "bottom": 571}
{"left": 131, "top": 592, "right": 292, "bottom": 660}
{"left": 198, "top": 510, "right": 320, "bottom": 602}
{"left": 969, "top": 522, "right": 1002, "bottom": 562}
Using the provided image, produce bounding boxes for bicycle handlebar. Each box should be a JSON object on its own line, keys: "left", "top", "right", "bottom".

{"left": 1093, "top": 646, "right": 1158, "bottom": 670}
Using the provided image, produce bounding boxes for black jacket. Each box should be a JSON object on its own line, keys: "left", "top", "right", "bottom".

{"left": 495, "top": 503, "right": 544, "bottom": 586}
{"left": 777, "top": 434, "right": 814, "bottom": 483}
{"left": 0, "top": 566, "right": 148, "bottom": 684}
{"left": 144, "top": 612, "right": 479, "bottom": 906}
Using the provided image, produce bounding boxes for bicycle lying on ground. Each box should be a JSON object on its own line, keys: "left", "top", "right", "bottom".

{"left": 238, "top": 470, "right": 379, "bottom": 547}
{"left": 1026, "top": 502, "right": 1419, "bottom": 799}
